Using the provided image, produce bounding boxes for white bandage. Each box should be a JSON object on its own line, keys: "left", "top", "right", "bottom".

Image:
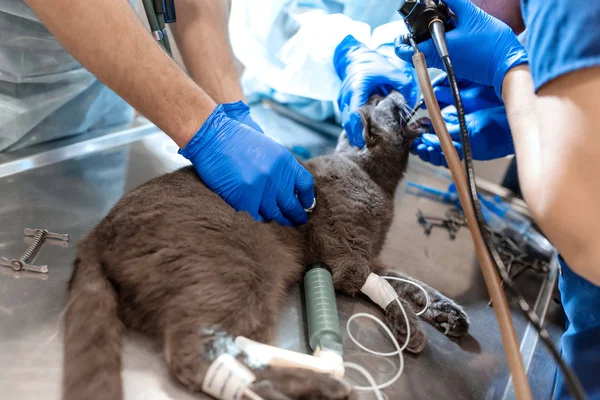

{"left": 202, "top": 354, "right": 256, "bottom": 400}
{"left": 360, "top": 273, "right": 398, "bottom": 310}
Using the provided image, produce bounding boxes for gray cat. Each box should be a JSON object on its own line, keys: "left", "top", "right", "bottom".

{"left": 62, "top": 92, "right": 470, "bottom": 400}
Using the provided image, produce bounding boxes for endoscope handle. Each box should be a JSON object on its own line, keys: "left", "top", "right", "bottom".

{"left": 398, "top": 0, "right": 456, "bottom": 44}
{"left": 304, "top": 263, "right": 344, "bottom": 356}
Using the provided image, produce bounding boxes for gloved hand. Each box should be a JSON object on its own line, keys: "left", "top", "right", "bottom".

{"left": 222, "top": 101, "right": 264, "bottom": 133}
{"left": 412, "top": 105, "right": 514, "bottom": 167}
{"left": 334, "top": 35, "right": 418, "bottom": 148}
{"left": 432, "top": 76, "right": 503, "bottom": 113}
{"left": 179, "top": 105, "right": 315, "bottom": 226}
{"left": 394, "top": 0, "right": 528, "bottom": 98}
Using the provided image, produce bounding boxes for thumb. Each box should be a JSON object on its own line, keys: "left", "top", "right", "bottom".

{"left": 294, "top": 166, "right": 315, "bottom": 211}
{"left": 393, "top": 37, "right": 417, "bottom": 66}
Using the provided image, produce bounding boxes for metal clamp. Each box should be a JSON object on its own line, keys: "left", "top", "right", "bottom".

{"left": 0, "top": 228, "right": 69, "bottom": 274}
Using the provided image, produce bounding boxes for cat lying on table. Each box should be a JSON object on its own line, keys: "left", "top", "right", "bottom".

{"left": 63, "top": 91, "right": 469, "bottom": 400}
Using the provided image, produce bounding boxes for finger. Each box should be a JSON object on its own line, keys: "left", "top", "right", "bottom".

{"left": 428, "top": 145, "right": 444, "bottom": 166}
{"left": 430, "top": 73, "right": 448, "bottom": 88}
{"left": 259, "top": 182, "right": 294, "bottom": 227}
{"left": 410, "top": 138, "right": 422, "bottom": 155}
{"left": 294, "top": 166, "right": 315, "bottom": 211}
{"left": 419, "top": 134, "right": 444, "bottom": 166}
{"left": 442, "top": 109, "right": 459, "bottom": 125}
{"left": 342, "top": 111, "right": 366, "bottom": 148}
{"left": 393, "top": 40, "right": 417, "bottom": 66}
{"left": 394, "top": 38, "right": 440, "bottom": 68}
{"left": 243, "top": 115, "right": 264, "bottom": 134}
{"left": 415, "top": 142, "right": 432, "bottom": 164}
{"left": 278, "top": 192, "right": 308, "bottom": 226}
{"left": 440, "top": 153, "right": 449, "bottom": 169}
{"left": 235, "top": 184, "right": 264, "bottom": 223}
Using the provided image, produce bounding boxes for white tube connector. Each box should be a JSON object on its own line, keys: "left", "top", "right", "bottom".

{"left": 235, "top": 336, "right": 345, "bottom": 379}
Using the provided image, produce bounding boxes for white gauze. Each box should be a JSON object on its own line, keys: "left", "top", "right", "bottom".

{"left": 202, "top": 354, "right": 256, "bottom": 400}
{"left": 360, "top": 273, "right": 398, "bottom": 309}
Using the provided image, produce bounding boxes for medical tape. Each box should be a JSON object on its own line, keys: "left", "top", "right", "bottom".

{"left": 360, "top": 273, "right": 398, "bottom": 310}
{"left": 202, "top": 354, "right": 256, "bottom": 400}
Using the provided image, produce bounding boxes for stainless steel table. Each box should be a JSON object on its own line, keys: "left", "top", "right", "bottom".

{"left": 0, "top": 108, "right": 563, "bottom": 400}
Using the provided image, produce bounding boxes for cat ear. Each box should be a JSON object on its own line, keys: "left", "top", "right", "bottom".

{"left": 359, "top": 107, "right": 378, "bottom": 147}
{"left": 402, "top": 116, "right": 432, "bottom": 140}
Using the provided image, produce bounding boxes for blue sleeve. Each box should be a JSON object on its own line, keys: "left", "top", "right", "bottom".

{"left": 521, "top": 0, "right": 600, "bottom": 91}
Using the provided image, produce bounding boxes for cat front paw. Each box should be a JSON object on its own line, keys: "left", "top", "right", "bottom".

{"left": 384, "top": 298, "right": 426, "bottom": 354}
{"left": 427, "top": 298, "right": 470, "bottom": 337}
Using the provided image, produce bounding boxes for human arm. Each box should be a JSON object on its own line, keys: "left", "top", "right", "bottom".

{"left": 24, "top": 0, "right": 214, "bottom": 148}
{"left": 169, "top": 0, "right": 263, "bottom": 132}
{"left": 25, "top": 0, "right": 313, "bottom": 225}
{"left": 170, "top": 0, "right": 246, "bottom": 104}
{"left": 503, "top": 65, "right": 600, "bottom": 285}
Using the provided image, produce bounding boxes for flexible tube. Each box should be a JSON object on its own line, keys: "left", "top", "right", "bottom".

{"left": 440, "top": 55, "right": 586, "bottom": 400}
{"left": 412, "top": 52, "right": 533, "bottom": 400}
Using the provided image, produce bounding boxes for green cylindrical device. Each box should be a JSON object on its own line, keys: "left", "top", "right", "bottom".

{"left": 304, "top": 263, "right": 344, "bottom": 356}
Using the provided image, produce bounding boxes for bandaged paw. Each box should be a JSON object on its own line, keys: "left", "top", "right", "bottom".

{"left": 360, "top": 273, "right": 398, "bottom": 309}
{"left": 202, "top": 354, "right": 256, "bottom": 400}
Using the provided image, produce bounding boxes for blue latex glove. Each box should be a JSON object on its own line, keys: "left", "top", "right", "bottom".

{"left": 411, "top": 78, "right": 513, "bottom": 165}
{"left": 334, "top": 35, "right": 418, "bottom": 148}
{"left": 222, "top": 101, "right": 264, "bottom": 133}
{"left": 432, "top": 77, "right": 502, "bottom": 113}
{"left": 179, "top": 105, "right": 315, "bottom": 226}
{"left": 394, "top": 0, "right": 528, "bottom": 98}
{"left": 412, "top": 105, "right": 514, "bottom": 167}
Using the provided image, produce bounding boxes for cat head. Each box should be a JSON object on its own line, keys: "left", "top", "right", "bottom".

{"left": 336, "top": 90, "right": 426, "bottom": 155}
{"left": 335, "top": 91, "right": 429, "bottom": 194}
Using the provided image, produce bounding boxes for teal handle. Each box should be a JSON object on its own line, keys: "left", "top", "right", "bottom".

{"left": 304, "top": 263, "right": 343, "bottom": 356}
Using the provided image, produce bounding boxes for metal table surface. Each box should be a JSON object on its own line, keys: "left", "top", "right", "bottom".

{"left": 0, "top": 111, "right": 563, "bottom": 400}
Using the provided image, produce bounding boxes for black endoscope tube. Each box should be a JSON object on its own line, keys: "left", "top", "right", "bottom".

{"left": 428, "top": 20, "right": 587, "bottom": 400}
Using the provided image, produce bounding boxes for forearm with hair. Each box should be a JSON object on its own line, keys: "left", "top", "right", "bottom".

{"left": 503, "top": 65, "right": 600, "bottom": 285}
{"left": 24, "top": 0, "right": 216, "bottom": 148}
{"left": 170, "top": 0, "right": 245, "bottom": 103}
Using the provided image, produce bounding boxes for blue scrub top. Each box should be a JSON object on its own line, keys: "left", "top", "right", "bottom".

{"left": 522, "top": 0, "right": 600, "bottom": 91}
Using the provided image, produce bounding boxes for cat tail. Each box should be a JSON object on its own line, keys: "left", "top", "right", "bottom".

{"left": 62, "top": 242, "right": 123, "bottom": 400}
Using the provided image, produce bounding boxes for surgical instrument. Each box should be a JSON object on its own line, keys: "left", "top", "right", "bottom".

{"left": 0, "top": 228, "right": 69, "bottom": 274}
{"left": 408, "top": 181, "right": 554, "bottom": 261}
